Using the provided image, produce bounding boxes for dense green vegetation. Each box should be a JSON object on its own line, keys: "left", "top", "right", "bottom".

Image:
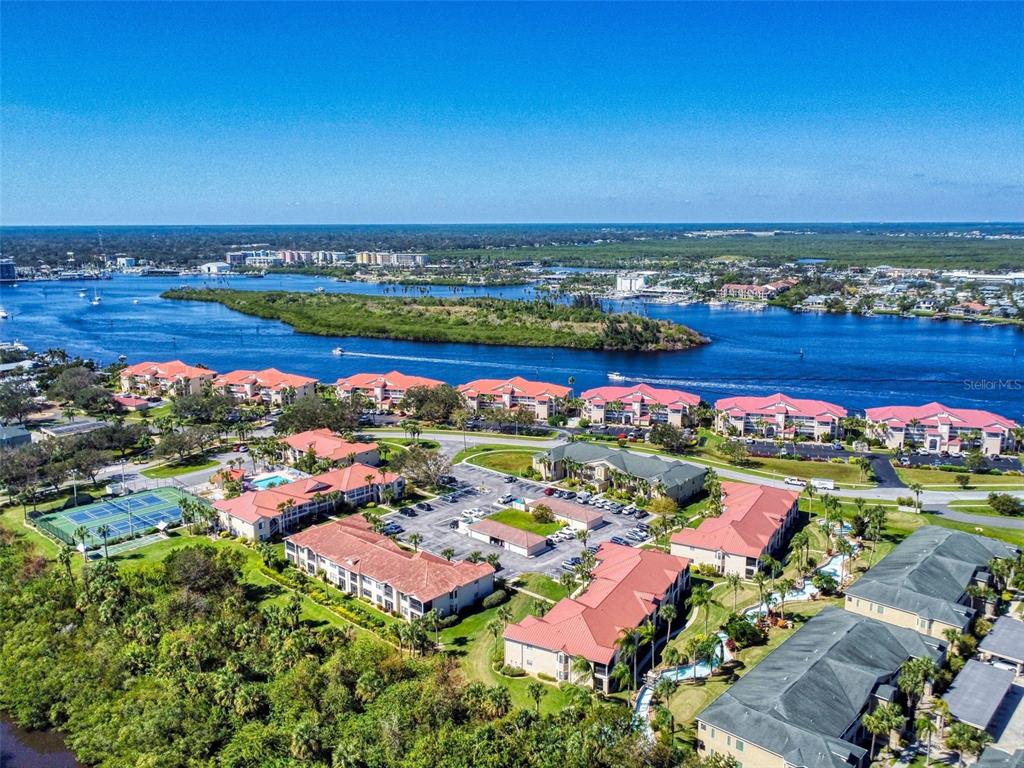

{"left": 162, "top": 288, "right": 707, "bottom": 351}
{"left": 0, "top": 534, "right": 694, "bottom": 768}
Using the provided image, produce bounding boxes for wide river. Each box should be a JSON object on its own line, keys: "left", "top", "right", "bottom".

{"left": 1, "top": 274, "right": 1022, "bottom": 418}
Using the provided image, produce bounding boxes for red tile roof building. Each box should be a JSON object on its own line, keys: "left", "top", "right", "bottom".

{"left": 286, "top": 516, "right": 494, "bottom": 620}
{"left": 335, "top": 370, "right": 444, "bottom": 409}
{"left": 671, "top": 482, "right": 800, "bottom": 578}
{"left": 215, "top": 368, "right": 318, "bottom": 405}
{"left": 718, "top": 279, "right": 797, "bottom": 301}
{"left": 579, "top": 383, "right": 700, "bottom": 427}
{"left": 214, "top": 464, "right": 403, "bottom": 541}
{"left": 119, "top": 360, "right": 216, "bottom": 397}
{"left": 865, "top": 402, "right": 1017, "bottom": 457}
{"left": 459, "top": 376, "right": 572, "bottom": 421}
{"left": 282, "top": 428, "right": 380, "bottom": 466}
{"left": 504, "top": 543, "right": 690, "bottom": 692}
{"left": 716, "top": 392, "right": 848, "bottom": 441}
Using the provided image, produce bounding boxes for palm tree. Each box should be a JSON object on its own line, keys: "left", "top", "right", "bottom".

{"left": 776, "top": 578, "right": 796, "bottom": 621}
{"left": 724, "top": 573, "right": 741, "bottom": 612}
{"left": 614, "top": 629, "right": 639, "bottom": 691}
{"left": 789, "top": 530, "right": 810, "bottom": 574}
{"left": 909, "top": 482, "right": 924, "bottom": 510}
{"left": 658, "top": 604, "right": 677, "bottom": 647}
{"left": 653, "top": 676, "right": 677, "bottom": 708}
{"left": 915, "top": 715, "right": 937, "bottom": 767}
{"left": 836, "top": 537, "right": 856, "bottom": 585}
{"left": 637, "top": 620, "right": 656, "bottom": 672}
{"left": 96, "top": 524, "right": 112, "bottom": 558}
{"left": 73, "top": 525, "right": 90, "bottom": 558}
{"left": 407, "top": 533, "right": 423, "bottom": 551}
{"left": 571, "top": 655, "right": 592, "bottom": 686}
{"left": 947, "top": 722, "right": 993, "bottom": 768}
{"left": 527, "top": 680, "right": 545, "bottom": 713}
{"left": 610, "top": 662, "right": 632, "bottom": 693}
{"left": 684, "top": 635, "right": 706, "bottom": 685}
{"left": 689, "top": 585, "right": 721, "bottom": 634}
{"left": 58, "top": 544, "right": 75, "bottom": 583}
{"left": 441, "top": 547, "right": 455, "bottom": 562}
{"left": 803, "top": 481, "right": 816, "bottom": 516}
{"left": 752, "top": 571, "right": 769, "bottom": 612}
{"left": 863, "top": 702, "right": 904, "bottom": 760}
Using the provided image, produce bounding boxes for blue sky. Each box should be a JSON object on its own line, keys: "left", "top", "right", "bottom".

{"left": 2, "top": 1, "right": 1022, "bottom": 224}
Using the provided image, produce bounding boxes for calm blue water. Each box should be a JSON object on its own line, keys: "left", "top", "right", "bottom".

{"left": 2, "top": 274, "right": 1021, "bottom": 418}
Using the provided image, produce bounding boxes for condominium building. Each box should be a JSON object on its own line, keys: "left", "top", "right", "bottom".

{"left": 286, "top": 516, "right": 493, "bottom": 620}
{"left": 533, "top": 442, "right": 707, "bottom": 503}
{"left": 459, "top": 376, "right": 572, "bottom": 421}
{"left": 503, "top": 543, "right": 690, "bottom": 692}
{"left": 670, "top": 482, "right": 800, "bottom": 577}
{"left": 119, "top": 360, "right": 216, "bottom": 398}
{"left": 354, "top": 251, "right": 428, "bottom": 267}
{"left": 697, "top": 607, "right": 945, "bottom": 768}
{"left": 865, "top": 402, "right": 1017, "bottom": 456}
{"left": 214, "top": 464, "right": 403, "bottom": 541}
{"left": 579, "top": 383, "right": 700, "bottom": 427}
{"left": 715, "top": 392, "right": 847, "bottom": 441}
{"left": 214, "top": 368, "right": 318, "bottom": 406}
{"left": 281, "top": 428, "right": 380, "bottom": 467}
{"left": 844, "top": 526, "right": 1018, "bottom": 640}
{"left": 718, "top": 279, "right": 797, "bottom": 301}
{"left": 335, "top": 370, "right": 444, "bottom": 410}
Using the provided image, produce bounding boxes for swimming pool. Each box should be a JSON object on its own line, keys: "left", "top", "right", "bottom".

{"left": 252, "top": 473, "right": 291, "bottom": 490}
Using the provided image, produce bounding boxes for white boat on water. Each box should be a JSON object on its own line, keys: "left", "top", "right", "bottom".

{"left": 79, "top": 289, "right": 88, "bottom": 298}
{"left": 607, "top": 371, "right": 627, "bottom": 382}
{"left": 0, "top": 307, "right": 9, "bottom": 320}
{"left": 331, "top": 346, "right": 344, "bottom": 356}
{"left": 91, "top": 289, "right": 102, "bottom": 305}
{"left": 707, "top": 300, "right": 725, "bottom": 307}
{"left": 133, "top": 298, "right": 140, "bottom": 305}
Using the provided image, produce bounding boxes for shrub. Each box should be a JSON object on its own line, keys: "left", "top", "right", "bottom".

{"left": 723, "top": 614, "right": 767, "bottom": 648}
{"left": 811, "top": 571, "right": 838, "bottom": 595}
{"left": 537, "top": 672, "right": 556, "bottom": 682}
{"left": 482, "top": 589, "right": 509, "bottom": 609}
{"left": 531, "top": 504, "right": 554, "bottom": 524}
{"left": 500, "top": 665, "right": 526, "bottom": 677}
{"left": 437, "top": 614, "right": 461, "bottom": 629}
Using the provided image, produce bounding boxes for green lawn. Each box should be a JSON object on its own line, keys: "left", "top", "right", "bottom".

{"left": 141, "top": 456, "right": 219, "bottom": 478}
{"left": 896, "top": 466, "right": 1024, "bottom": 490}
{"left": 515, "top": 572, "right": 569, "bottom": 602}
{"left": 466, "top": 449, "right": 537, "bottom": 476}
{"left": 487, "top": 508, "right": 562, "bottom": 536}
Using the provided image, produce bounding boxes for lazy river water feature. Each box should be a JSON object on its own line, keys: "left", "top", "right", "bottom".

{"left": 633, "top": 523, "right": 858, "bottom": 729}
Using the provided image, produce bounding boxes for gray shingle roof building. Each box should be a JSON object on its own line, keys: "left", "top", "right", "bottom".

{"left": 977, "top": 747, "right": 1024, "bottom": 768}
{"left": 697, "top": 607, "right": 946, "bottom": 768}
{"left": 979, "top": 616, "right": 1024, "bottom": 669}
{"left": 537, "top": 442, "right": 706, "bottom": 501}
{"left": 943, "top": 659, "right": 1016, "bottom": 730}
{"left": 844, "top": 527, "right": 1018, "bottom": 635}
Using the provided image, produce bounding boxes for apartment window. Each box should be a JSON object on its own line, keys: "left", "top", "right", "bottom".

{"left": 710, "top": 728, "right": 716, "bottom": 739}
{"left": 699, "top": 723, "right": 707, "bottom": 731}
{"left": 726, "top": 736, "right": 732, "bottom": 746}
{"left": 736, "top": 740, "right": 744, "bottom": 753}
{"left": 877, "top": 605, "right": 885, "bottom": 615}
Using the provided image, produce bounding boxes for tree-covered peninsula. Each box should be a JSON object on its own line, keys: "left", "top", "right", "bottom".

{"left": 161, "top": 288, "right": 708, "bottom": 352}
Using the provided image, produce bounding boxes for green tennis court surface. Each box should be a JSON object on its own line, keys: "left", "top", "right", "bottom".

{"left": 34, "top": 487, "right": 204, "bottom": 547}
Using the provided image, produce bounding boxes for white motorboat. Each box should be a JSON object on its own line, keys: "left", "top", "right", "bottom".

{"left": 607, "top": 371, "right": 627, "bottom": 382}
{"left": 331, "top": 346, "right": 344, "bottom": 356}
{"left": 91, "top": 289, "right": 102, "bottom": 305}
{"left": 0, "top": 307, "right": 9, "bottom": 320}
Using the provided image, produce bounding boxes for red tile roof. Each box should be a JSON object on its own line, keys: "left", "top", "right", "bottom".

{"left": 715, "top": 392, "right": 847, "bottom": 420}
{"left": 215, "top": 367, "right": 318, "bottom": 391}
{"left": 504, "top": 543, "right": 689, "bottom": 664}
{"left": 671, "top": 482, "right": 798, "bottom": 559}
{"left": 213, "top": 463, "right": 397, "bottom": 524}
{"left": 459, "top": 376, "right": 571, "bottom": 400}
{"left": 336, "top": 370, "right": 444, "bottom": 391}
{"left": 580, "top": 383, "right": 700, "bottom": 409}
{"left": 112, "top": 395, "right": 150, "bottom": 409}
{"left": 468, "top": 518, "right": 548, "bottom": 549}
{"left": 282, "top": 428, "right": 378, "bottom": 463}
{"left": 288, "top": 516, "right": 493, "bottom": 603}
{"left": 121, "top": 360, "right": 215, "bottom": 380}
{"left": 865, "top": 402, "right": 1015, "bottom": 432}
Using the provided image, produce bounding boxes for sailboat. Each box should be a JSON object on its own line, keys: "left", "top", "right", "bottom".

{"left": 91, "top": 288, "right": 102, "bottom": 306}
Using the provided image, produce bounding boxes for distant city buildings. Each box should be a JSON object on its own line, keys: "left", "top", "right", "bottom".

{"left": 615, "top": 273, "right": 647, "bottom": 293}
{"left": 0, "top": 259, "right": 17, "bottom": 283}
{"left": 226, "top": 248, "right": 351, "bottom": 267}
{"left": 355, "top": 251, "right": 428, "bottom": 267}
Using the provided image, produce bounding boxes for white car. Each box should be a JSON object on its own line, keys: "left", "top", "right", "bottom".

{"left": 784, "top": 476, "right": 805, "bottom": 487}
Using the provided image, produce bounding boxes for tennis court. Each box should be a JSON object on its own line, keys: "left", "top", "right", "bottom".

{"left": 34, "top": 487, "right": 203, "bottom": 546}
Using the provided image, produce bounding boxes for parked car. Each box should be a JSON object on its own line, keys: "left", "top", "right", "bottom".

{"left": 898, "top": 457, "right": 911, "bottom": 466}
{"left": 398, "top": 507, "right": 417, "bottom": 517}
{"left": 498, "top": 494, "right": 514, "bottom": 505}
{"left": 415, "top": 502, "right": 432, "bottom": 511}
{"left": 609, "top": 536, "right": 632, "bottom": 547}
{"left": 543, "top": 487, "right": 555, "bottom": 496}
{"left": 504, "top": 475, "right": 516, "bottom": 483}
{"left": 447, "top": 519, "right": 459, "bottom": 529}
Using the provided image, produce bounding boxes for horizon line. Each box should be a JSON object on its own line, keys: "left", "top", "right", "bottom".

{"left": 2, "top": 220, "right": 1022, "bottom": 229}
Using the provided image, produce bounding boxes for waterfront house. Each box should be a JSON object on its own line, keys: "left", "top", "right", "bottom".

{"left": 214, "top": 368, "right": 318, "bottom": 406}
{"left": 697, "top": 607, "right": 945, "bottom": 768}
{"left": 459, "top": 376, "right": 571, "bottom": 421}
{"left": 214, "top": 464, "right": 403, "bottom": 541}
{"left": 533, "top": 442, "right": 706, "bottom": 503}
{"left": 844, "top": 527, "right": 1018, "bottom": 640}
{"left": 335, "top": 370, "right": 444, "bottom": 410}
{"left": 670, "top": 482, "right": 800, "bottom": 577}
{"left": 715, "top": 392, "right": 847, "bottom": 441}
{"left": 864, "top": 402, "right": 1016, "bottom": 456}
{"left": 282, "top": 428, "right": 380, "bottom": 467}
{"left": 119, "top": 360, "right": 216, "bottom": 398}
{"left": 285, "top": 516, "right": 493, "bottom": 620}
{"left": 579, "top": 383, "right": 700, "bottom": 427}
{"left": 950, "top": 301, "right": 990, "bottom": 317}
{"left": 718, "top": 279, "right": 796, "bottom": 301}
{"left": 503, "top": 543, "right": 690, "bottom": 692}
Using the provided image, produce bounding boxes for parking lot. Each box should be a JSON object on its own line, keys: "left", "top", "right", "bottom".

{"left": 379, "top": 462, "right": 658, "bottom": 579}
{"left": 897, "top": 451, "right": 1022, "bottom": 472}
